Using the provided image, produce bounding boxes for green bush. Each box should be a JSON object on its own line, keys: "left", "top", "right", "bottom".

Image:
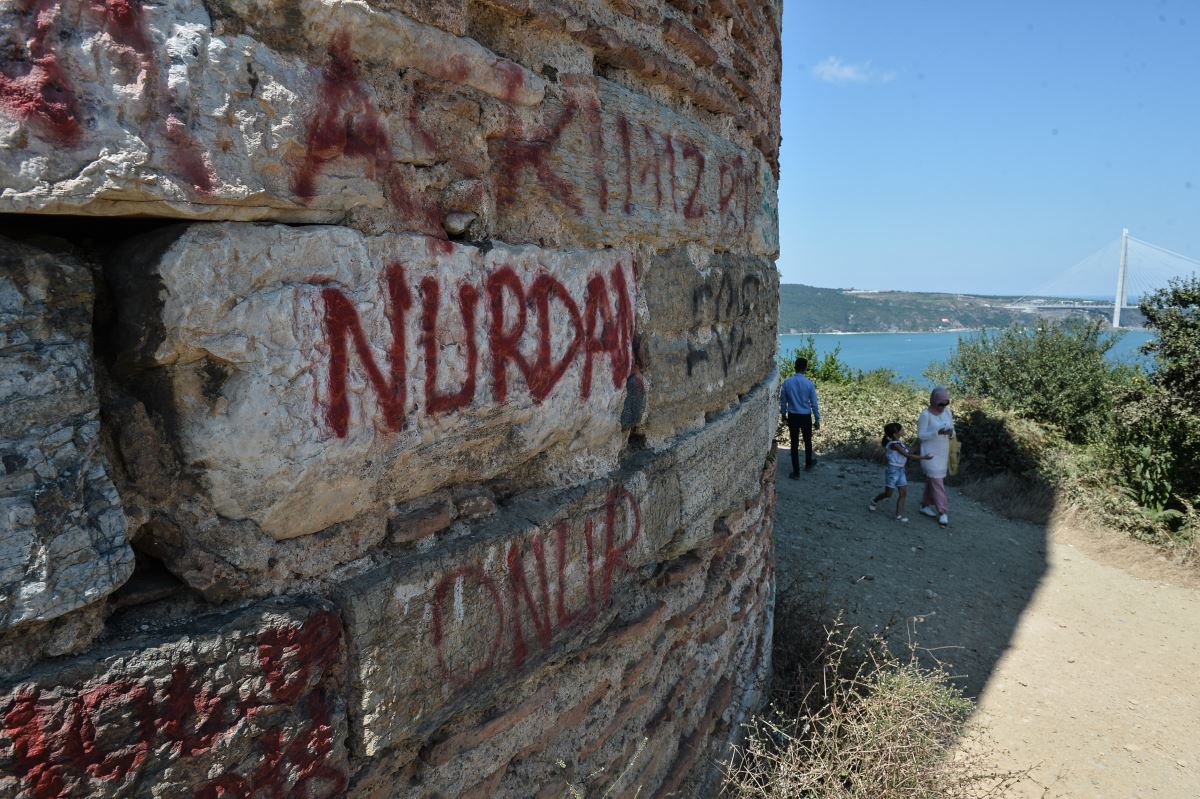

{"left": 927, "top": 320, "right": 1127, "bottom": 443}
{"left": 805, "top": 382, "right": 925, "bottom": 458}
{"left": 951, "top": 396, "right": 1061, "bottom": 481}
{"left": 776, "top": 338, "right": 913, "bottom": 457}
{"left": 1141, "top": 275, "right": 1200, "bottom": 410}
{"left": 1134, "top": 277, "right": 1200, "bottom": 503}
{"left": 778, "top": 336, "right": 859, "bottom": 384}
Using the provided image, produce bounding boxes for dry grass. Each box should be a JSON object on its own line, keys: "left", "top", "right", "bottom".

{"left": 721, "top": 587, "right": 1027, "bottom": 799}
{"left": 958, "top": 473, "right": 1057, "bottom": 526}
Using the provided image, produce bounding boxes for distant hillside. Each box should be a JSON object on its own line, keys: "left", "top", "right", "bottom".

{"left": 778, "top": 284, "right": 1141, "bottom": 333}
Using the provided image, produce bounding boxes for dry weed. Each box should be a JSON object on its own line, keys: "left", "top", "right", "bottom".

{"left": 721, "top": 587, "right": 1028, "bottom": 799}
{"left": 958, "top": 473, "right": 1056, "bottom": 526}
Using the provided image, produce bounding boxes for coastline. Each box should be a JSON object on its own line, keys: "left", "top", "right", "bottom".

{"left": 779, "top": 329, "right": 973, "bottom": 336}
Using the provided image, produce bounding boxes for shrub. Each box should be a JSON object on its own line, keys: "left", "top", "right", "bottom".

{"left": 951, "top": 396, "right": 1061, "bottom": 481}
{"left": 927, "top": 320, "right": 1127, "bottom": 443}
{"left": 1134, "top": 277, "right": 1200, "bottom": 503}
{"left": 722, "top": 589, "right": 1025, "bottom": 799}
{"left": 776, "top": 340, "right": 909, "bottom": 450}
{"left": 1140, "top": 275, "right": 1200, "bottom": 410}
{"left": 783, "top": 382, "right": 924, "bottom": 459}
{"left": 779, "top": 336, "right": 858, "bottom": 384}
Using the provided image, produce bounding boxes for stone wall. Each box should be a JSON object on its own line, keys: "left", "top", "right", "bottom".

{"left": 0, "top": 0, "right": 780, "bottom": 794}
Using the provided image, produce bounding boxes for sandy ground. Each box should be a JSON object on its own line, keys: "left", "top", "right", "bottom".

{"left": 772, "top": 452, "right": 1200, "bottom": 799}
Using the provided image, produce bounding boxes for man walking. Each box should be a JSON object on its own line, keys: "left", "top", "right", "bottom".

{"left": 780, "top": 357, "right": 820, "bottom": 478}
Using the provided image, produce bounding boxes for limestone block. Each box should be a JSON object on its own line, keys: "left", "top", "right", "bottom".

{"left": 490, "top": 76, "right": 780, "bottom": 257}
{"left": 638, "top": 248, "right": 779, "bottom": 442}
{"left": 0, "top": 0, "right": 542, "bottom": 222}
{"left": 0, "top": 598, "right": 348, "bottom": 798}
{"left": 108, "top": 223, "right": 636, "bottom": 540}
{"left": 334, "top": 377, "right": 773, "bottom": 757}
{"left": 0, "top": 236, "right": 132, "bottom": 633}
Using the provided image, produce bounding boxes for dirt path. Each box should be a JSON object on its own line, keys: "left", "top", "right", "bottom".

{"left": 773, "top": 452, "right": 1200, "bottom": 798}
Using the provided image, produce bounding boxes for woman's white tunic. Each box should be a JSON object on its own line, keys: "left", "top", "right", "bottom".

{"left": 918, "top": 407, "right": 954, "bottom": 479}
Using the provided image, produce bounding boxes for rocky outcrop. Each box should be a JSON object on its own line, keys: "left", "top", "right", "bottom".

{"left": 0, "top": 0, "right": 781, "bottom": 794}
{"left": 0, "top": 238, "right": 131, "bottom": 635}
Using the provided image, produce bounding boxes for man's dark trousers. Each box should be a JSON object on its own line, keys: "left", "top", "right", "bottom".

{"left": 787, "top": 412, "right": 813, "bottom": 475}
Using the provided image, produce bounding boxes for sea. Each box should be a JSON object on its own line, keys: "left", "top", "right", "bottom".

{"left": 777, "top": 330, "right": 1155, "bottom": 385}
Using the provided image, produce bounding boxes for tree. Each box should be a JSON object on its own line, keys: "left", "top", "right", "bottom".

{"left": 929, "top": 320, "right": 1125, "bottom": 443}
{"left": 1140, "top": 276, "right": 1200, "bottom": 411}
{"left": 1135, "top": 277, "right": 1200, "bottom": 499}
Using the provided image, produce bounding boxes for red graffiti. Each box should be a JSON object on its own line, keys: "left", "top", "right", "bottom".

{"left": 718, "top": 154, "right": 753, "bottom": 233}
{"left": 491, "top": 93, "right": 761, "bottom": 235}
{"left": 617, "top": 114, "right": 633, "bottom": 214}
{"left": 485, "top": 266, "right": 533, "bottom": 404}
{"left": 1, "top": 612, "right": 346, "bottom": 799}
{"left": 0, "top": 0, "right": 83, "bottom": 142}
{"left": 192, "top": 692, "right": 346, "bottom": 799}
{"left": 584, "top": 98, "right": 609, "bottom": 214}
{"left": 0, "top": 0, "right": 215, "bottom": 190}
{"left": 494, "top": 59, "right": 526, "bottom": 105}
{"left": 491, "top": 100, "right": 581, "bottom": 213}
{"left": 421, "top": 276, "right": 480, "bottom": 415}
{"left": 429, "top": 485, "right": 641, "bottom": 689}
{"left": 157, "top": 666, "right": 236, "bottom": 758}
{"left": 637, "top": 124, "right": 666, "bottom": 211}
{"left": 291, "top": 32, "right": 442, "bottom": 232}
{"left": 526, "top": 273, "right": 584, "bottom": 402}
{"left": 581, "top": 264, "right": 634, "bottom": 398}
{"left": 292, "top": 32, "right": 392, "bottom": 202}
{"left": 322, "top": 259, "right": 635, "bottom": 436}
{"left": 322, "top": 262, "right": 412, "bottom": 437}
{"left": 680, "top": 140, "right": 706, "bottom": 220}
{"left": 430, "top": 565, "right": 505, "bottom": 689}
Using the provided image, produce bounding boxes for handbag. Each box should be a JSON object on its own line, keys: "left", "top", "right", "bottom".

{"left": 947, "top": 438, "right": 961, "bottom": 476}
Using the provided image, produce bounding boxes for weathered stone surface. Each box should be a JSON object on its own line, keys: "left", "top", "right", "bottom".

{"left": 639, "top": 248, "right": 779, "bottom": 442}
{"left": 1, "top": 0, "right": 783, "bottom": 795}
{"left": 0, "top": 0, "right": 543, "bottom": 224}
{"left": 0, "top": 598, "right": 349, "bottom": 798}
{"left": 107, "top": 223, "right": 636, "bottom": 540}
{"left": 490, "top": 75, "right": 779, "bottom": 256}
{"left": 0, "top": 237, "right": 132, "bottom": 633}
{"left": 365, "top": 452, "right": 776, "bottom": 797}
{"left": 0, "top": 0, "right": 777, "bottom": 256}
{"left": 335, "top": 377, "right": 773, "bottom": 758}
{"left": 0, "top": 602, "right": 105, "bottom": 681}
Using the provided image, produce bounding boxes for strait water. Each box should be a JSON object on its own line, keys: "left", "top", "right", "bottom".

{"left": 777, "top": 330, "right": 1155, "bottom": 385}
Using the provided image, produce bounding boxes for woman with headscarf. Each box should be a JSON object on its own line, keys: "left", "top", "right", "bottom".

{"left": 917, "top": 387, "right": 955, "bottom": 526}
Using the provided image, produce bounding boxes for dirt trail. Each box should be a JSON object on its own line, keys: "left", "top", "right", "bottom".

{"left": 773, "top": 453, "right": 1200, "bottom": 798}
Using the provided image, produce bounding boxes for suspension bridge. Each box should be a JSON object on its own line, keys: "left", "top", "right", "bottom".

{"left": 1005, "top": 229, "right": 1200, "bottom": 328}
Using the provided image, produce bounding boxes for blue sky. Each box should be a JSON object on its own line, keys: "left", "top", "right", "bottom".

{"left": 778, "top": 1, "right": 1200, "bottom": 295}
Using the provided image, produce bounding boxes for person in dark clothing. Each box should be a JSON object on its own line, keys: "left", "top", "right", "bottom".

{"left": 779, "top": 357, "right": 821, "bottom": 478}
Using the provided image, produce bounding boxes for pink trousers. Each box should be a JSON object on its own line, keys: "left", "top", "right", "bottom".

{"left": 922, "top": 478, "right": 948, "bottom": 514}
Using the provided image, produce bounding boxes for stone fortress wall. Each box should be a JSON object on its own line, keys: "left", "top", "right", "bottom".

{"left": 0, "top": 0, "right": 781, "bottom": 794}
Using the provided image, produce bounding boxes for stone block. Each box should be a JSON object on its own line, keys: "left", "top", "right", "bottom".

{"left": 638, "top": 248, "right": 779, "bottom": 442}
{"left": 107, "top": 223, "right": 636, "bottom": 541}
{"left": 0, "top": 236, "right": 132, "bottom": 633}
{"left": 334, "top": 375, "right": 774, "bottom": 758}
{"left": 0, "top": 598, "right": 349, "bottom": 799}
{"left": 489, "top": 76, "right": 779, "bottom": 256}
{"left": 0, "top": 0, "right": 543, "bottom": 225}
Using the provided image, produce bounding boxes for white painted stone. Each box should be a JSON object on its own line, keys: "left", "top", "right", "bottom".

{"left": 113, "top": 224, "right": 635, "bottom": 539}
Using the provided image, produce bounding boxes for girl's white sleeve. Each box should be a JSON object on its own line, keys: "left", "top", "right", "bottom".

{"left": 917, "top": 410, "right": 939, "bottom": 443}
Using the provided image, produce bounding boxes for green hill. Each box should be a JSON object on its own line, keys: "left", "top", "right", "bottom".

{"left": 778, "top": 284, "right": 1136, "bottom": 333}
